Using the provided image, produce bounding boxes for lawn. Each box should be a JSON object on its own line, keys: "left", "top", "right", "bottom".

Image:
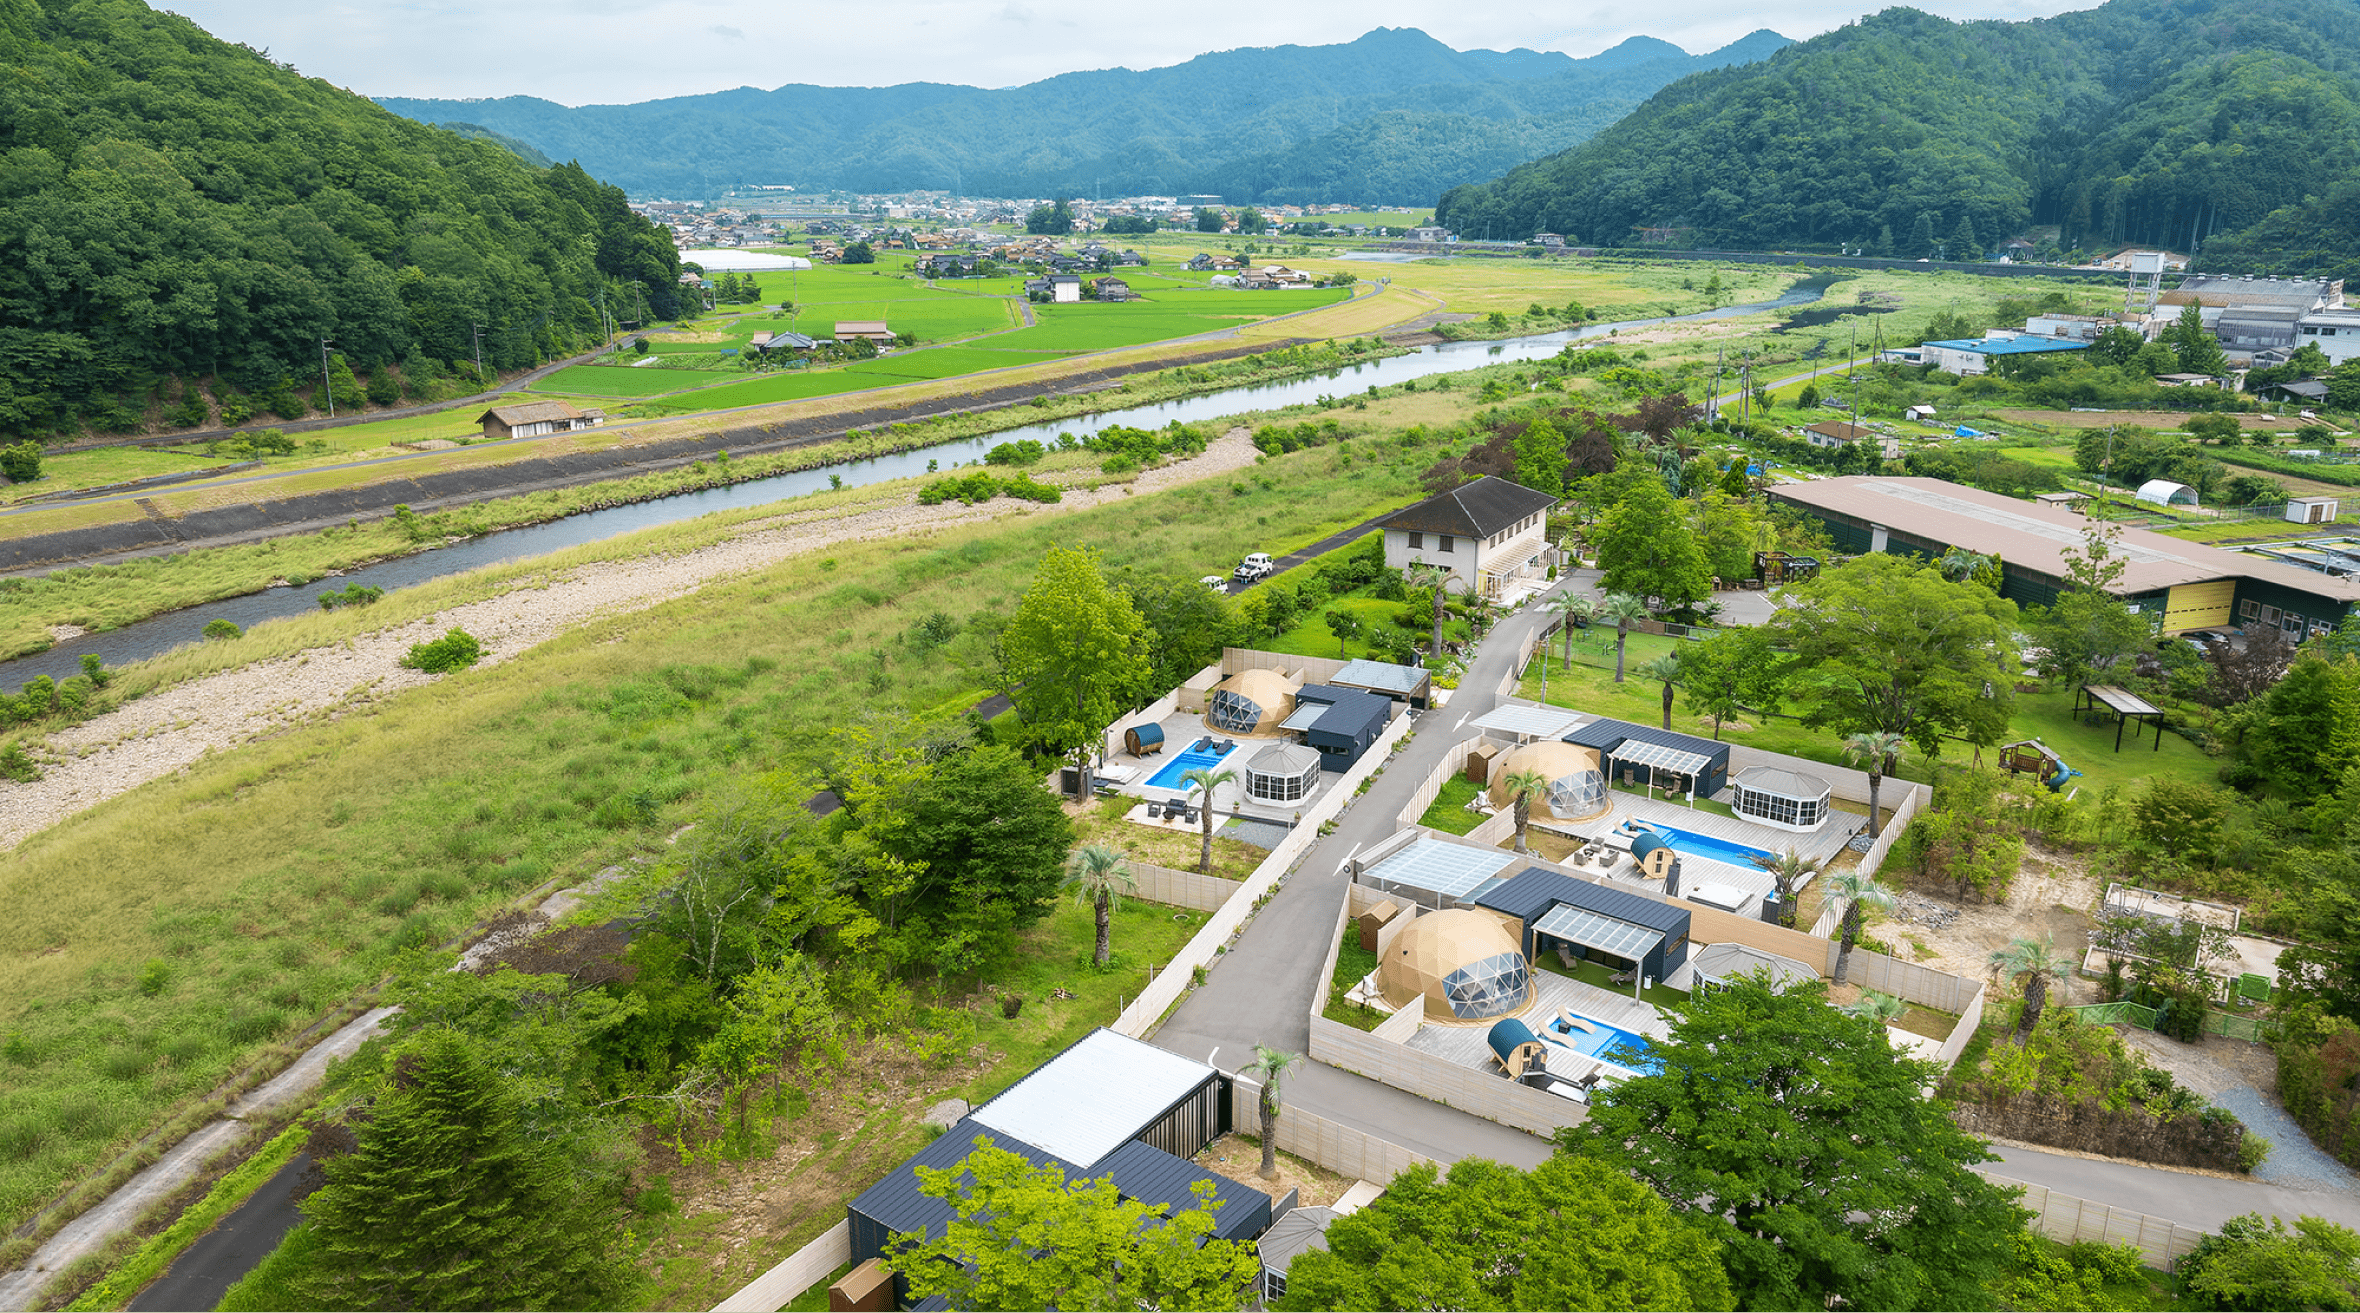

{"left": 0, "top": 422, "right": 1447, "bottom": 1242}
{"left": 1322, "top": 927, "right": 1385, "bottom": 1031}
{"left": 1419, "top": 775, "right": 1486, "bottom": 835}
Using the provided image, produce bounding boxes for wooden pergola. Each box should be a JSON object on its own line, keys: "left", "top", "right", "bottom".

{"left": 2076, "top": 684, "right": 2166, "bottom": 753}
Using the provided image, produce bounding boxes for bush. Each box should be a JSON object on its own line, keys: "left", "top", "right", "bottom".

{"left": 399, "top": 628, "right": 484, "bottom": 674}
{"left": 317, "top": 583, "right": 386, "bottom": 611}
{"left": 202, "top": 618, "right": 243, "bottom": 641}
{"left": 1, "top": 440, "right": 45, "bottom": 483}
{"left": 983, "top": 439, "right": 1045, "bottom": 466}
{"left": 0, "top": 740, "right": 40, "bottom": 783}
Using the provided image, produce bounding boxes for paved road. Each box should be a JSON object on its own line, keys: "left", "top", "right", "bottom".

{"left": 1153, "top": 571, "right": 1591, "bottom": 1167}
{"left": 1985, "top": 1142, "right": 2360, "bottom": 1233}
{"left": 126, "top": 1155, "right": 313, "bottom": 1312}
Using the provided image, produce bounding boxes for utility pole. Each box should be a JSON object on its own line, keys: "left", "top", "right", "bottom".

{"left": 1709, "top": 344, "right": 1724, "bottom": 423}
{"left": 319, "top": 337, "right": 335, "bottom": 417}
{"left": 470, "top": 324, "right": 484, "bottom": 383}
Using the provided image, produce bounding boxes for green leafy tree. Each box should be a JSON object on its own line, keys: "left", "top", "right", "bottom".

{"left": 1025, "top": 198, "right": 1076, "bottom": 235}
{"left": 1501, "top": 767, "right": 1550, "bottom": 854}
{"left": 1064, "top": 843, "right": 1136, "bottom": 967}
{"left": 1679, "top": 626, "right": 1786, "bottom": 740}
{"left": 289, "top": 1031, "right": 639, "bottom": 1311}
{"left": 1276, "top": 1156, "right": 1733, "bottom": 1311}
{"left": 2179, "top": 1213, "right": 2360, "bottom": 1311}
{"left": 1842, "top": 729, "right": 1906, "bottom": 834}
{"left": 1180, "top": 766, "right": 1237, "bottom": 874}
{"left": 1237, "top": 207, "right": 1269, "bottom": 234}
{"left": 842, "top": 240, "right": 875, "bottom": 263}
{"left": 2187, "top": 413, "right": 2243, "bottom": 447}
{"left": 698, "top": 952, "right": 837, "bottom": 1141}
{"left": 1824, "top": 868, "right": 1897, "bottom": 984}
{"left": 1403, "top": 561, "right": 1454, "bottom": 657}
{"left": 1194, "top": 208, "right": 1225, "bottom": 234}
{"left": 1560, "top": 977, "right": 2026, "bottom": 1312}
{"left": 1004, "top": 544, "right": 1152, "bottom": 798}
{"left": 1241, "top": 1045, "right": 1302, "bottom": 1180}
{"left": 1592, "top": 477, "right": 1711, "bottom": 612}
{"left": 1511, "top": 416, "right": 1567, "bottom": 498}
{"left": 1769, "top": 554, "right": 2019, "bottom": 757}
{"left": 887, "top": 744, "right": 1076, "bottom": 975}
{"left": 2246, "top": 650, "right": 2360, "bottom": 796}
{"left": 2170, "top": 301, "right": 2227, "bottom": 376}
{"left": 1988, "top": 935, "right": 2074, "bottom": 1042}
{"left": 897, "top": 1138, "right": 1260, "bottom": 1311}
{"left": 0, "top": 441, "right": 41, "bottom": 483}
{"left": 1599, "top": 591, "right": 1650, "bottom": 684}
{"left": 2028, "top": 589, "right": 2149, "bottom": 695}
{"left": 1323, "top": 608, "right": 1362, "bottom": 656}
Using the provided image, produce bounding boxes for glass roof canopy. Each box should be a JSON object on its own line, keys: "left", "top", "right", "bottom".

{"left": 1533, "top": 902, "right": 1667, "bottom": 961}
{"left": 1606, "top": 739, "right": 1713, "bottom": 778}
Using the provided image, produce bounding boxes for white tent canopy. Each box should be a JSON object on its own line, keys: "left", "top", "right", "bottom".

{"left": 680, "top": 250, "right": 813, "bottom": 272}
{"left": 2136, "top": 479, "right": 2197, "bottom": 507}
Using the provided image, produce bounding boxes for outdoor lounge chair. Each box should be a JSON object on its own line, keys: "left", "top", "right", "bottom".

{"left": 1145, "top": 802, "right": 1164, "bottom": 819}
{"left": 1557, "top": 1010, "right": 1596, "bottom": 1034}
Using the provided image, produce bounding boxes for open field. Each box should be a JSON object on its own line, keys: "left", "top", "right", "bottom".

{"left": 0, "top": 423, "right": 1440, "bottom": 1242}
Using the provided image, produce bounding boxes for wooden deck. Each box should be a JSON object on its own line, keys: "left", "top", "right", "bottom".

{"left": 1534, "top": 791, "right": 1863, "bottom": 904}
{"left": 1404, "top": 970, "right": 1672, "bottom": 1088}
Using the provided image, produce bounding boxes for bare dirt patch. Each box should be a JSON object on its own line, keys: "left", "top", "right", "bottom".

{"left": 1873, "top": 841, "right": 2102, "bottom": 984}
{"left": 1192, "top": 1134, "right": 1353, "bottom": 1208}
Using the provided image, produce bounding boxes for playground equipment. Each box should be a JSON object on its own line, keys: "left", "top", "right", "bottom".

{"left": 1998, "top": 738, "right": 2083, "bottom": 794}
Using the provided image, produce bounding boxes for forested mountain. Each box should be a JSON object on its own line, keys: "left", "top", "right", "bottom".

{"left": 0, "top": 0, "right": 680, "bottom": 438}
{"left": 1435, "top": 0, "right": 2360, "bottom": 277}
{"left": 373, "top": 27, "right": 1789, "bottom": 204}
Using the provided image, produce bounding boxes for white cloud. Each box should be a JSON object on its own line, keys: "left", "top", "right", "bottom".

{"left": 164, "top": 0, "right": 2107, "bottom": 104}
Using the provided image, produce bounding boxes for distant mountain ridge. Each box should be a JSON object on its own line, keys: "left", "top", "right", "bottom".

{"left": 374, "top": 26, "right": 1790, "bottom": 203}
{"left": 1435, "top": 0, "right": 2360, "bottom": 279}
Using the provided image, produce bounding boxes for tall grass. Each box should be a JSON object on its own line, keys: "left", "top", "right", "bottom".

{"left": 0, "top": 427, "right": 1443, "bottom": 1237}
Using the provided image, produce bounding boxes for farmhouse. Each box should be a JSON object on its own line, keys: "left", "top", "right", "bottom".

{"left": 1802, "top": 420, "right": 1874, "bottom": 448}
{"left": 1378, "top": 475, "right": 1557, "bottom": 598}
{"left": 832, "top": 320, "right": 894, "bottom": 343}
{"left": 1770, "top": 475, "right": 2360, "bottom": 638}
{"left": 475, "top": 401, "right": 605, "bottom": 441}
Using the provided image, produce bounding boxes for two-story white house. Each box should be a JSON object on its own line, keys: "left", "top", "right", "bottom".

{"left": 1379, "top": 475, "right": 1558, "bottom": 598}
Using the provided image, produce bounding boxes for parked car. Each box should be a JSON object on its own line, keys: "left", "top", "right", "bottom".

{"left": 1234, "top": 552, "right": 1275, "bottom": 583}
{"left": 1199, "top": 575, "right": 1229, "bottom": 593}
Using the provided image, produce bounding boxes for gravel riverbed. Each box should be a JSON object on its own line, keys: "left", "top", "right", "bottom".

{"left": 0, "top": 429, "right": 1260, "bottom": 851}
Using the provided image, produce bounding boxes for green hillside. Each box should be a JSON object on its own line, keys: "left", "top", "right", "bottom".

{"left": 0, "top": 0, "right": 681, "bottom": 438}
{"left": 372, "top": 27, "right": 1790, "bottom": 204}
{"left": 1435, "top": 0, "right": 2360, "bottom": 276}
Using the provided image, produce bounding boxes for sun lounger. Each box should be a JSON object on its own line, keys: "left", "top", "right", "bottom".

{"left": 1557, "top": 1010, "right": 1596, "bottom": 1034}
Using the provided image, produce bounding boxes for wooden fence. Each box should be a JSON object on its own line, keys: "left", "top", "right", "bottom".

{"left": 1127, "top": 862, "right": 1244, "bottom": 913}
{"left": 1837, "top": 944, "right": 1988, "bottom": 1015}
{"left": 1985, "top": 1174, "right": 2208, "bottom": 1271}
{"left": 1938, "top": 983, "right": 1988, "bottom": 1068}
{"left": 710, "top": 1219, "right": 849, "bottom": 1313}
{"left": 1113, "top": 707, "right": 1417, "bottom": 1039}
{"left": 1230, "top": 1076, "right": 1440, "bottom": 1184}
{"left": 1810, "top": 780, "right": 1926, "bottom": 938}
{"left": 1307, "top": 1014, "right": 1587, "bottom": 1138}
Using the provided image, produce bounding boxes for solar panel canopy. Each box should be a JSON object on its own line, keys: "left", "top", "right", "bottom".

{"left": 1608, "top": 738, "right": 1712, "bottom": 778}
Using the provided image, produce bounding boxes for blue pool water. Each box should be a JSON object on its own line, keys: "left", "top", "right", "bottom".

{"left": 1637, "top": 821, "right": 1773, "bottom": 869}
{"left": 1547, "top": 1014, "right": 1664, "bottom": 1076}
{"left": 1146, "top": 744, "right": 1231, "bottom": 790}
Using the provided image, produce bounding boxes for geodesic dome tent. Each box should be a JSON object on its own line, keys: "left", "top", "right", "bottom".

{"left": 1485, "top": 741, "right": 1609, "bottom": 822}
{"left": 1377, "top": 909, "right": 1532, "bottom": 1023}
{"left": 1205, "top": 669, "right": 1297, "bottom": 736}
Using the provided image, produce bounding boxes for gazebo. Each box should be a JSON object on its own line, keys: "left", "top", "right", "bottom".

{"left": 1729, "top": 765, "right": 1833, "bottom": 831}
{"left": 1244, "top": 743, "right": 1321, "bottom": 803}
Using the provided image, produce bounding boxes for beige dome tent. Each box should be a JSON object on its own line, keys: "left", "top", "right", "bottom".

{"left": 1205, "top": 669, "right": 1297, "bottom": 736}
{"left": 1486, "top": 741, "right": 1609, "bottom": 822}
{"left": 1377, "top": 909, "right": 1532, "bottom": 1023}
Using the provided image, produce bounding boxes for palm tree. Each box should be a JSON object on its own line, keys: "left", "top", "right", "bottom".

{"left": 1545, "top": 594, "right": 1598, "bottom": 670}
{"left": 1637, "top": 652, "right": 1682, "bottom": 730}
{"left": 1841, "top": 989, "right": 1908, "bottom": 1023}
{"left": 1241, "top": 1044, "right": 1304, "bottom": 1180}
{"left": 1064, "top": 844, "right": 1136, "bottom": 968}
{"left": 1842, "top": 730, "right": 1907, "bottom": 834}
{"left": 1500, "top": 767, "right": 1551, "bottom": 853}
{"left": 1938, "top": 547, "right": 1994, "bottom": 585}
{"left": 1824, "top": 869, "right": 1896, "bottom": 985}
{"left": 1180, "top": 766, "right": 1237, "bottom": 874}
{"left": 1988, "top": 935, "right": 2075, "bottom": 1042}
{"left": 1403, "top": 562, "right": 1452, "bottom": 658}
{"left": 1599, "top": 592, "right": 1649, "bottom": 684}
{"left": 1748, "top": 847, "right": 1818, "bottom": 928}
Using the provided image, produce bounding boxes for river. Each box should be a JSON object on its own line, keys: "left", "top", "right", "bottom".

{"left": 1, "top": 277, "right": 1830, "bottom": 692}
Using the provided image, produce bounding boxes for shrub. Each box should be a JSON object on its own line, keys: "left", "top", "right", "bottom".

{"left": 399, "top": 628, "right": 483, "bottom": 675}
{"left": 202, "top": 618, "right": 243, "bottom": 641}
{"left": 984, "top": 439, "right": 1045, "bottom": 466}
{"left": 1, "top": 440, "right": 45, "bottom": 483}
{"left": 0, "top": 740, "right": 40, "bottom": 783}
{"left": 318, "top": 583, "right": 386, "bottom": 611}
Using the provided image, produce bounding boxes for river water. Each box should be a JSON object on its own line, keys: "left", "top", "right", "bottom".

{"left": 2, "top": 277, "right": 1829, "bottom": 692}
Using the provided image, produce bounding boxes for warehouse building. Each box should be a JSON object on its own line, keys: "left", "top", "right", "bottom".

{"left": 1770, "top": 477, "right": 2360, "bottom": 638}
{"left": 847, "top": 1029, "right": 1267, "bottom": 1291}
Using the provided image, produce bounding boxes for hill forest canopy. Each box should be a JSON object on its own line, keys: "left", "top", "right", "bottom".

{"left": 0, "top": 0, "right": 682, "bottom": 438}
{"left": 1437, "top": 0, "right": 2360, "bottom": 281}
{"left": 373, "top": 27, "right": 1790, "bottom": 205}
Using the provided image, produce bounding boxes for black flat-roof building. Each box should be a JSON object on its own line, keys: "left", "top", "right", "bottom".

{"left": 1566, "top": 718, "right": 1732, "bottom": 798}
{"left": 1290, "top": 684, "right": 1393, "bottom": 770}
{"left": 1476, "top": 868, "right": 1693, "bottom": 984}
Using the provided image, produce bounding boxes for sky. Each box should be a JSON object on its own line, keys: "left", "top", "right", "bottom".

{"left": 166, "top": 0, "right": 2105, "bottom": 105}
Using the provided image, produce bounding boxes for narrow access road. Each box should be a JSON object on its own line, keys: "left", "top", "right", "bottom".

{"left": 1983, "top": 1141, "right": 2360, "bottom": 1234}
{"left": 1153, "top": 570, "right": 1595, "bottom": 1168}
{"left": 125, "top": 1154, "right": 313, "bottom": 1313}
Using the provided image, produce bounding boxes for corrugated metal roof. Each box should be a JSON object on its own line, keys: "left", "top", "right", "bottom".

{"left": 969, "top": 1029, "right": 1217, "bottom": 1168}
{"left": 850, "top": 1118, "right": 1081, "bottom": 1252}
{"left": 1731, "top": 765, "right": 1829, "bottom": 799}
{"left": 1332, "top": 658, "right": 1427, "bottom": 695}
{"left": 1298, "top": 686, "right": 1391, "bottom": 739}
{"left": 1471, "top": 705, "right": 1584, "bottom": 740}
{"left": 1096, "top": 1140, "right": 1272, "bottom": 1240}
{"left": 1476, "top": 868, "right": 1692, "bottom": 937}
{"left": 1362, "top": 838, "right": 1518, "bottom": 900}
{"left": 1689, "top": 941, "right": 1817, "bottom": 990}
{"left": 478, "top": 400, "right": 583, "bottom": 426}
{"left": 1258, "top": 1205, "right": 1337, "bottom": 1271}
{"left": 1923, "top": 336, "right": 2094, "bottom": 356}
{"left": 1770, "top": 477, "right": 2360, "bottom": 601}
{"left": 1565, "top": 718, "right": 1729, "bottom": 764}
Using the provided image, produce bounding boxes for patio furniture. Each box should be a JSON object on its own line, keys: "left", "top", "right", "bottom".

{"left": 1556, "top": 1010, "right": 1595, "bottom": 1034}
{"left": 1145, "top": 802, "right": 1164, "bottom": 819}
{"left": 1608, "top": 968, "right": 1637, "bottom": 986}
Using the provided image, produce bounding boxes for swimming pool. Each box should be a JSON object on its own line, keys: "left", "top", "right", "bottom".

{"left": 1146, "top": 742, "right": 1232, "bottom": 790}
{"left": 1545, "top": 1012, "right": 1664, "bottom": 1076}
{"left": 1635, "top": 821, "right": 1773, "bottom": 869}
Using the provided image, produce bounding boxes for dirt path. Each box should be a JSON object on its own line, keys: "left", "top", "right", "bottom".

{"left": 0, "top": 429, "right": 1263, "bottom": 852}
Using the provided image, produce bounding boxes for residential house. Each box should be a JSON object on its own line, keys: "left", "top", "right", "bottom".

{"left": 1091, "top": 277, "right": 1135, "bottom": 301}
{"left": 1048, "top": 274, "right": 1082, "bottom": 303}
{"left": 477, "top": 401, "right": 605, "bottom": 441}
{"left": 2297, "top": 308, "right": 2360, "bottom": 365}
{"left": 916, "top": 252, "right": 981, "bottom": 277}
{"left": 833, "top": 320, "right": 894, "bottom": 343}
{"left": 1802, "top": 420, "right": 1875, "bottom": 449}
{"left": 1378, "top": 474, "right": 1558, "bottom": 598}
{"left": 1918, "top": 335, "right": 2093, "bottom": 376}
{"left": 1409, "top": 226, "right": 1451, "bottom": 243}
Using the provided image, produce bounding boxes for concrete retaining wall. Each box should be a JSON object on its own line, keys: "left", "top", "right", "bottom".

{"left": 1127, "top": 862, "right": 1244, "bottom": 914}
{"left": 1307, "top": 1015, "right": 1586, "bottom": 1137}
{"left": 1987, "top": 1174, "right": 2208, "bottom": 1270}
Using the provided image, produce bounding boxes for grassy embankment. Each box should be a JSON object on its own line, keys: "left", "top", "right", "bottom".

{"left": 0, "top": 422, "right": 1444, "bottom": 1272}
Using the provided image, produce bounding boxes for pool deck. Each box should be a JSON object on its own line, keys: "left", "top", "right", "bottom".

{"left": 1403, "top": 971, "right": 1673, "bottom": 1086}
{"left": 1103, "top": 710, "right": 1336, "bottom": 825}
{"left": 1536, "top": 790, "right": 1864, "bottom": 907}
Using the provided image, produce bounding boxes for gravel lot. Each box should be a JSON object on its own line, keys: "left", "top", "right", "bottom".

{"left": 0, "top": 429, "right": 1258, "bottom": 851}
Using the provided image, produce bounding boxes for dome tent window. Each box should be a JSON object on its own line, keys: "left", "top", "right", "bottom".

{"left": 1208, "top": 689, "right": 1265, "bottom": 733}
{"left": 1440, "top": 952, "right": 1531, "bottom": 1021}
{"left": 1203, "top": 669, "right": 1297, "bottom": 736}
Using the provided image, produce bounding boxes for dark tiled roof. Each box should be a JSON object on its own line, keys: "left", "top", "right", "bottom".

{"left": 1475, "top": 867, "right": 1693, "bottom": 936}
{"left": 1378, "top": 476, "right": 1557, "bottom": 539}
